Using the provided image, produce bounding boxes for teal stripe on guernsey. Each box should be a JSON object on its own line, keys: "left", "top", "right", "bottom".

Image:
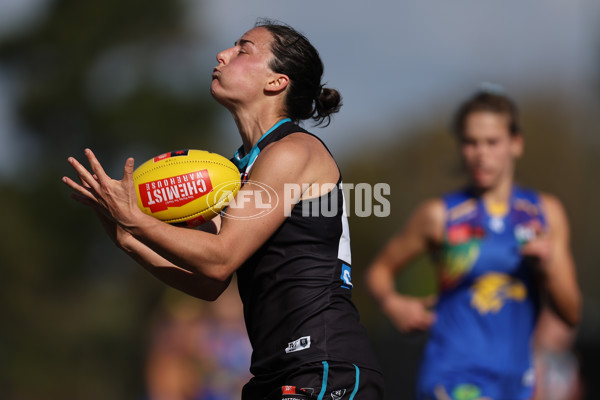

{"left": 317, "top": 361, "right": 329, "bottom": 400}
{"left": 231, "top": 118, "right": 291, "bottom": 170}
{"left": 349, "top": 364, "right": 360, "bottom": 399}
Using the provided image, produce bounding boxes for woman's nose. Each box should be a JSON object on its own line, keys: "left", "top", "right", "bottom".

{"left": 216, "top": 47, "right": 233, "bottom": 65}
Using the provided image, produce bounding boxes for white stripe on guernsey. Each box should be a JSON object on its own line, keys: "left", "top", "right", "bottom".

{"left": 338, "top": 182, "right": 352, "bottom": 265}
{"left": 245, "top": 158, "right": 257, "bottom": 176}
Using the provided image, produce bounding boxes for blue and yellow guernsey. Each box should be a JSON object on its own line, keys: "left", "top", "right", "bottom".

{"left": 417, "top": 186, "right": 546, "bottom": 400}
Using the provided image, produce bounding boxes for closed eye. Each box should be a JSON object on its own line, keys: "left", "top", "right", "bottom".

{"left": 235, "top": 38, "right": 254, "bottom": 55}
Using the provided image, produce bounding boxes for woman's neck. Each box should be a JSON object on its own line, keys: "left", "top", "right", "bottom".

{"left": 232, "top": 110, "right": 287, "bottom": 154}
{"left": 475, "top": 177, "right": 514, "bottom": 216}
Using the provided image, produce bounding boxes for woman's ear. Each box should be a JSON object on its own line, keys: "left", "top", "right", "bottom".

{"left": 265, "top": 73, "right": 290, "bottom": 93}
{"left": 511, "top": 133, "right": 524, "bottom": 159}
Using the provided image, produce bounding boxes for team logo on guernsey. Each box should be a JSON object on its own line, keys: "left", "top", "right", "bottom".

{"left": 514, "top": 218, "right": 543, "bottom": 246}
{"left": 470, "top": 272, "right": 527, "bottom": 314}
{"left": 441, "top": 223, "right": 484, "bottom": 291}
{"left": 340, "top": 264, "right": 353, "bottom": 289}
{"left": 285, "top": 336, "right": 311, "bottom": 353}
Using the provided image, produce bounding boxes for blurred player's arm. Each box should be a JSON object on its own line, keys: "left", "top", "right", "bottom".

{"left": 366, "top": 199, "right": 444, "bottom": 333}
{"left": 522, "top": 194, "right": 581, "bottom": 327}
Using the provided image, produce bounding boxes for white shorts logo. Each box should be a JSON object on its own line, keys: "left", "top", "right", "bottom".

{"left": 285, "top": 336, "right": 311, "bottom": 353}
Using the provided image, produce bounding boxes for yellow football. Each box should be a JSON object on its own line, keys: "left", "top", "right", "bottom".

{"left": 133, "top": 149, "right": 240, "bottom": 227}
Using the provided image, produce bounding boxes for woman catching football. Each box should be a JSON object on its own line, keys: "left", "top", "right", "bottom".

{"left": 63, "top": 19, "right": 383, "bottom": 400}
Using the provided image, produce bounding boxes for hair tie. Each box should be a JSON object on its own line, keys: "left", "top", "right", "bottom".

{"left": 316, "top": 85, "right": 324, "bottom": 99}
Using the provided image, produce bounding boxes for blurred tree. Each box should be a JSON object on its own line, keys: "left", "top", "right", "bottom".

{"left": 0, "top": 0, "right": 220, "bottom": 160}
{"left": 0, "top": 0, "right": 220, "bottom": 399}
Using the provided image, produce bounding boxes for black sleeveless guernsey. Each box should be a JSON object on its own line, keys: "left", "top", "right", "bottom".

{"left": 233, "top": 121, "right": 381, "bottom": 378}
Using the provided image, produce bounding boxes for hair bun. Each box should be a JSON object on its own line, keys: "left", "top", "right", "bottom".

{"left": 314, "top": 87, "right": 342, "bottom": 127}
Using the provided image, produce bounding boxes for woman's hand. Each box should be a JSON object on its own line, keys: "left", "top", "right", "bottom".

{"left": 93, "top": 208, "right": 136, "bottom": 248}
{"left": 62, "top": 148, "right": 143, "bottom": 232}
{"left": 520, "top": 235, "right": 553, "bottom": 275}
{"left": 520, "top": 194, "right": 581, "bottom": 327}
{"left": 381, "top": 293, "right": 436, "bottom": 333}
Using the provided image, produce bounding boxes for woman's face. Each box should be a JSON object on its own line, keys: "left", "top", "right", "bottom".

{"left": 211, "top": 27, "right": 277, "bottom": 108}
{"left": 459, "top": 111, "right": 523, "bottom": 190}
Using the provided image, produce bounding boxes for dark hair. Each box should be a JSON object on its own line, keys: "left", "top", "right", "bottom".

{"left": 255, "top": 19, "right": 342, "bottom": 127}
{"left": 452, "top": 86, "right": 520, "bottom": 137}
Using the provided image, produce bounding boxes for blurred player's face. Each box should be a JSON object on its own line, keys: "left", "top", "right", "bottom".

{"left": 460, "top": 111, "right": 523, "bottom": 190}
{"left": 211, "top": 27, "right": 277, "bottom": 108}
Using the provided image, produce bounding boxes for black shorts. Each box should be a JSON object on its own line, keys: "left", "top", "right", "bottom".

{"left": 241, "top": 361, "right": 385, "bottom": 400}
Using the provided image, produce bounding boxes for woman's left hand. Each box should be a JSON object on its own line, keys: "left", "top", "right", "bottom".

{"left": 62, "top": 148, "right": 142, "bottom": 230}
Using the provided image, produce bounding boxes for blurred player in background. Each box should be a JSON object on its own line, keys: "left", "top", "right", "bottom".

{"left": 367, "top": 86, "right": 581, "bottom": 400}
{"left": 63, "top": 19, "right": 383, "bottom": 399}
{"left": 533, "top": 306, "right": 583, "bottom": 400}
{"left": 145, "top": 282, "right": 251, "bottom": 400}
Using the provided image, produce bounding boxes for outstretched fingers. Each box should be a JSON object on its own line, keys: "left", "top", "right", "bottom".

{"left": 84, "top": 148, "right": 109, "bottom": 182}
{"left": 63, "top": 150, "right": 140, "bottom": 226}
{"left": 62, "top": 149, "right": 109, "bottom": 205}
{"left": 66, "top": 155, "right": 99, "bottom": 191}
{"left": 62, "top": 174, "right": 98, "bottom": 203}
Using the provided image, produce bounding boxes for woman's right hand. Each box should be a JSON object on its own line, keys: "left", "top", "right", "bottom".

{"left": 93, "top": 208, "right": 134, "bottom": 248}
{"left": 381, "top": 293, "right": 436, "bottom": 333}
{"left": 70, "top": 187, "right": 133, "bottom": 248}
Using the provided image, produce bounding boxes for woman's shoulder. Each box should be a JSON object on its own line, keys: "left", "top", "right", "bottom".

{"left": 261, "top": 131, "right": 327, "bottom": 165}
{"left": 407, "top": 198, "right": 446, "bottom": 243}
{"left": 252, "top": 131, "right": 338, "bottom": 186}
{"left": 513, "top": 186, "right": 569, "bottom": 231}
{"left": 537, "top": 191, "right": 563, "bottom": 209}
{"left": 537, "top": 191, "right": 569, "bottom": 228}
{"left": 516, "top": 187, "right": 567, "bottom": 218}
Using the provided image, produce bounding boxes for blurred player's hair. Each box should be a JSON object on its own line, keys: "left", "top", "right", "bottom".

{"left": 452, "top": 84, "right": 521, "bottom": 137}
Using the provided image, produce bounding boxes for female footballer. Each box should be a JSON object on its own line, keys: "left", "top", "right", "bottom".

{"left": 367, "top": 88, "right": 581, "bottom": 400}
{"left": 63, "top": 19, "right": 383, "bottom": 400}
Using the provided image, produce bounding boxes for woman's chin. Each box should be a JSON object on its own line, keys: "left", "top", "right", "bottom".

{"left": 470, "top": 178, "right": 494, "bottom": 191}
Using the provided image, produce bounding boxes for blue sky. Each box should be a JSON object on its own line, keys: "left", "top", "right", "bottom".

{"left": 0, "top": 0, "right": 599, "bottom": 175}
